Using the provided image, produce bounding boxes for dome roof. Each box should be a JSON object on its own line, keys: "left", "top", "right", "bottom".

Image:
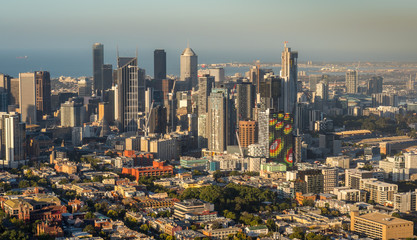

{"left": 181, "top": 47, "right": 196, "bottom": 56}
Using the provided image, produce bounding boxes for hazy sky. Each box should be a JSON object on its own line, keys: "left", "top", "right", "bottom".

{"left": 1, "top": 0, "right": 417, "bottom": 76}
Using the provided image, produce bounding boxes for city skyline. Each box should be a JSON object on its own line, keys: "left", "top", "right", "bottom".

{"left": 1, "top": 0, "right": 417, "bottom": 77}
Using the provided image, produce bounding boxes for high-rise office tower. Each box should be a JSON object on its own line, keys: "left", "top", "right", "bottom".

{"left": 198, "top": 114, "right": 208, "bottom": 148}
{"left": 78, "top": 79, "right": 92, "bottom": 97}
{"left": 238, "top": 120, "right": 257, "bottom": 148}
{"left": 346, "top": 70, "right": 358, "bottom": 94}
{"left": 115, "top": 56, "right": 145, "bottom": 132}
{"left": 367, "top": 76, "right": 383, "bottom": 95}
{"left": 93, "top": 43, "right": 104, "bottom": 91}
{"left": 280, "top": 43, "right": 298, "bottom": 114}
{"left": 208, "top": 68, "right": 225, "bottom": 82}
{"left": 258, "top": 76, "right": 282, "bottom": 112}
{"left": 0, "top": 112, "right": 26, "bottom": 168}
{"left": 35, "top": 71, "right": 51, "bottom": 119}
{"left": 236, "top": 82, "right": 255, "bottom": 120}
{"left": 148, "top": 105, "right": 167, "bottom": 134}
{"left": 315, "top": 81, "right": 328, "bottom": 101}
{"left": 198, "top": 74, "right": 214, "bottom": 116}
{"left": 154, "top": 49, "right": 166, "bottom": 83}
{"left": 102, "top": 64, "right": 113, "bottom": 91}
{"left": 0, "top": 74, "right": 11, "bottom": 112}
{"left": 0, "top": 74, "right": 11, "bottom": 92}
{"left": 180, "top": 45, "right": 198, "bottom": 88}
{"left": 309, "top": 74, "right": 321, "bottom": 92}
{"left": 408, "top": 75, "right": 416, "bottom": 91}
{"left": 60, "top": 97, "right": 86, "bottom": 127}
{"left": 248, "top": 65, "right": 268, "bottom": 94}
{"left": 9, "top": 78, "right": 19, "bottom": 107}
{"left": 207, "top": 88, "right": 229, "bottom": 152}
{"left": 19, "top": 72, "right": 37, "bottom": 124}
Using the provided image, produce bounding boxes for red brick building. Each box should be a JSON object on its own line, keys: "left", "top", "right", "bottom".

{"left": 122, "top": 160, "right": 174, "bottom": 180}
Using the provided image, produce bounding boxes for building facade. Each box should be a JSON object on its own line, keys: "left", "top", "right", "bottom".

{"left": 92, "top": 43, "right": 104, "bottom": 91}
{"left": 180, "top": 46, "right": 198, "bottom": 88}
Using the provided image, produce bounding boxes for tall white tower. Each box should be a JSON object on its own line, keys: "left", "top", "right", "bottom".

{"left": 180, "top": 44, "right": 198, "bottom": 88}
{"left": 280, "top": 42, "right": 298, "bottom": 114}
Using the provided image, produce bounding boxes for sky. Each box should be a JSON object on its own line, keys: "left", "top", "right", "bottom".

{"left": 1, "top": 0, "right": 417, "bottom": 77}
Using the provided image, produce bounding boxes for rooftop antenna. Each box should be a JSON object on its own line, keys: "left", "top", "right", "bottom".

{"left": 187, "top": 39, "right": 190, "bottom": 48}
{"left": 136, "top": 47, "right": 138, "bottom": 60}
{"left": 284, "top": 41, "right": 288, "bottom": 48}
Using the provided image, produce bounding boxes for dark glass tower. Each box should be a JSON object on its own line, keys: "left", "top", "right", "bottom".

{"left": 154, "top": 49, "right": 166, "bottom": 82}
{"left": 93, "top": 43, "right": 104, "bottom": 91}
{"left": 35, "top": 71, "right": 51, "bottom": 119}
{"left": 102, "top": 64, "right": 113, "bottom": 91}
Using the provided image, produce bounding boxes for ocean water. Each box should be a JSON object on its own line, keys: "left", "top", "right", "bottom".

{"left": 0, "top": 48, "right": 339, "bottom": 78}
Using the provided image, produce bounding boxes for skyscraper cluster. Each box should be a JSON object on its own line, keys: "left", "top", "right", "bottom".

{"left": 0, "top": 41, "right": 298, "bottom": 169}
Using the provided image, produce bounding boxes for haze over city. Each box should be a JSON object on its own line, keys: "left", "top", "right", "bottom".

{"left": 1, "top": 0, "right": 417, "bottom": 77}
{"left": 2, "top": 1, "right": 417, "bottom": 240}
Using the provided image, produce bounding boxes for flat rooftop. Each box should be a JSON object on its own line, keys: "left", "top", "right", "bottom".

{"left": 357, "top": 212, "right": 413, "bottom": 225}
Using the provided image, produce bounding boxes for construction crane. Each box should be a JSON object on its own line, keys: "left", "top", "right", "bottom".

{"left": 144, "top": 100, "right": 154, "bottom": 137}
{"left": 235, "top": 131, "right": 243, "bottom": 157}
{"left": 170, "top": 80, "right": 177, "bottom": 132}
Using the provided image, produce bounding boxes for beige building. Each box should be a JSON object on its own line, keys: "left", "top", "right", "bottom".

{"left": 180, "top": 46, "right": 198, "bottom": 87}
{"left": 351, "top": 211, "right": 413, "bottom": 240}
{"left": 326, "top": 155, "right": 350, "bottom": 169}
{"left": 359, "top": 178, "right": 397, "bottom": 205}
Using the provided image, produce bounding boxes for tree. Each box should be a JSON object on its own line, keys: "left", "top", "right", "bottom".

{"left": 223, "top": 210, "right": 237, "bottom": 220}
{"left": 302, "top": 199, "right": 315, "bottom": 207}
{"left": 266, "top": 219, "right": 276, "bottom": 231}
{"left": 213, "top": 170, "right": 222, "bottom": 180}
{"left": 93, "top": 175, "right": 103, "bottom": 182}
{"left": 85, "top": 212, "right": 95, "bottom": 219}
{"left": 279, "top": 202, "right": 290, "bottom": 211}
{"left": 83, "top": 225, "right": 96, "bottom": 235}
{"left": 107, "top": 209, "right": 118, "bottom": 219}
{"left": 140, "top": 224, "right": 149, "bottom": 232}
{"left": 306, "top": 232, "right": 316, "bottom": 240}
{"left": 18, "top": 180, "right": 30, "bottom": 188}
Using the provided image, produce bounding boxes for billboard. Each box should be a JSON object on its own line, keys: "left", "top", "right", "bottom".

{"left": 269, "top": 112, "right": 294, "bottom": 167}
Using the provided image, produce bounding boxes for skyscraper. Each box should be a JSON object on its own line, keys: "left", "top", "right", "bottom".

{"left": 115, "top": 56, "right": 145, "bottom": 132}
{"left": 9, "top": 78, "right": 19, "bottom": 106}
{"left": 316, "top": 81, "right": 328, "bottom": 101}
{"left": 35, "top": 71, "right": 51, "bottom": 119}
{"left": 180, "top": 45, "right": 198, "bottom": 88}
{"left": 102, "top": 64, "right": 113, "bottom": 91}
{"left": 0, "top": 112, "right": 26, "bottom": 168}
{"left": 19, "top": 72, "right": 37, "bottom": 124}
{"left": 93, "top": 43, "right": 104, "bottom": 91}
{"left": 0, "top": 74, "right": 11, "bottom": 112}
{"left": 78, "top": 79, "right": 92, "bottom": 97}
{"left": 236, "top": 82, "right": 255, "bottom": 120}
{"left": 60, "top": 97, "right": 86, "bottom": 127}
{"left": 367, "top": 76, "right": 383, "bottom": 95}
{"left": 259, "top": 75, "right": 282, "bottom": 112}
{"left": 346, "top": 70, "right": 358, "bottom": 94}
{"left": 309, "top": 74, "right": 321, "bottom": 92}
{"left": 198, "top": 74, "right": 214, "bottom": 116}
{"left": 238, "top": 120, "right": 257, "bottom": 148}
{"left": 258, "top": 110, "right": 294, "bottom": 166}
{"left": 207, "top": 88, "right": 229, "bottom": 152}
{"left": 280, "top": 43, "right": 298, "bottom": 114}
{"left": 154, "top": 49, "right": 166, "bottom": 83}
